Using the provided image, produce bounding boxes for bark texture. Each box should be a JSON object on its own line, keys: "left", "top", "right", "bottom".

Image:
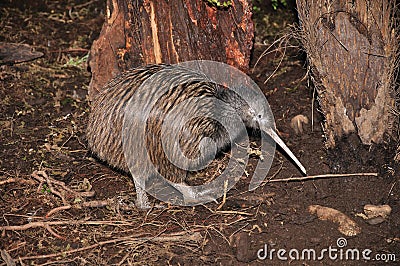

{"left": 297, "top": 0, "right": 398, "bottom": 147}
{"left": 88, "top": 0, "right": 254, "bottom": 99}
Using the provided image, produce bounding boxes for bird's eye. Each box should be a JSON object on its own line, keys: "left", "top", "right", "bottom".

{"left": 258, "top": 114, "right": 262, "bottom": 118}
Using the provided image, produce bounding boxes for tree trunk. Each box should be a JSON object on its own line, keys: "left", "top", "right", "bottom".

{"left": 88, "top": 0, "right": 254, "bottom": 99}
{"left": 296, "top": 0, "right": 398, "bottom": 147}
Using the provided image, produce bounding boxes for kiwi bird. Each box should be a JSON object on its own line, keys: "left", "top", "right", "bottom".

{"left": 87, "top": 64, "right": 306, "bottom": 208}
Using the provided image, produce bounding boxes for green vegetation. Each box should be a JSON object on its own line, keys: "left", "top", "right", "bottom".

{"left": 271, "top": 0, "right": 287, "bottom": 10}
{"left": 41, "top": 184, "right": 51, "bottom": 194}
{"left": 253, "top": 0, "right": 288, "bottom": 12}
{"left": 63, "top": 53, "right": 89, "bottom": 69}
{"left": 205, "top": 0, "right": 232, "bottom": 8}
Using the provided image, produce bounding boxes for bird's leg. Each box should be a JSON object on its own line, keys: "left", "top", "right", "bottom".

{"left": 173, "top": 182, "right": 197, "bottom": 205}
{"left": 174, "top": 183, "right": 218, "bottom": 205}
{"left": 132, "top": 176, "right": 151, "bottom": 209}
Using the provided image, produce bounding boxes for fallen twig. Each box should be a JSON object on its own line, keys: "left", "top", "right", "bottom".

{"left": 45, "top": 199, "right": 116, "bottom": 218}
{"left": 268, "top": 172, "right": 378, "bottom": 182}
{"left": 44, "top": 223, "right": 65, "bottom": 240}
{"left": 0, "top": 220, "right": 135, "bottom": 232}
{"left": 45, "top": 205, "right": 72, "bottom": 218}
{"left": 13, "top": 231, "right": 202, "bottom": 262}
{"left": 48, "top": 48, "right": 89, "bottom": 53}
{"left": 0, "top": 249, "right": 15, "bottom": 266}
{"left": 43, "top": 171, "right": 67, "bottom": 205}
{"left": 0, "top": 177, "right": 36, "bottom": 186}
{"left": 216, "top": 180, "right": 228, "bottom": 210}
{"left": 73, "top": 0, "right": 100, "bottom": 9}
{"left": 31, "top": 170, "right": 95, "bottom": 202}
{"left": 17, "top": 236, "right": 140, "bottom": 261}
{"left": 214, "top": 210, "right": 253, "bottom": 216}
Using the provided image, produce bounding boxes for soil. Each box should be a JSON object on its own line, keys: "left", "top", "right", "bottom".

{"left": 0, "top": 0, "right": 399, "bottom": 265}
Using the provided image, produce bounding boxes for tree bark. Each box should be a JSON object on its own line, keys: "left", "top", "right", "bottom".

{"left": 88, "top": 0, "right": 254, "bottom": 99}
{"left": 296, "top": 0, "right": 398, "bottom": 147}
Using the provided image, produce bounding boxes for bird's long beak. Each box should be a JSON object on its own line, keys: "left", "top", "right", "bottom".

{"left": 264, "top": 127, "right": 307, "bottom": 175}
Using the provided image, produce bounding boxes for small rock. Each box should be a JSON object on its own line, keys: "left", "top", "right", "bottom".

{"left": 356, "top": 204, "right": 391, "bottom": 225}
{"left": 290, "top": 114, "right": 309, "bottom": 134}
{"left": 308, "top": 204, "right": 361, "bottom": 236}
{"left": 231, "top": 232, "right": 257, "bottom": 262}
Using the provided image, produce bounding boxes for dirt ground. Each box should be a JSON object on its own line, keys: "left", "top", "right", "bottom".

{"left": 0, "top": 0, "right": 399, "bottom": 265}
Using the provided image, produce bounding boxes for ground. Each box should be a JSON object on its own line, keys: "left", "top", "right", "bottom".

{"left": 0, "top": 0, "right": 399, "bottom": 265}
